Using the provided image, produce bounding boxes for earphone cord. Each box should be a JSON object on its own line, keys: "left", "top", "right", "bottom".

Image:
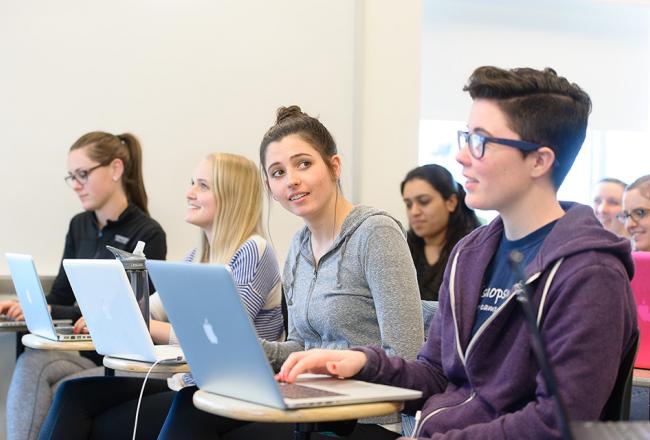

{"left": 132, "top": 358, "right": 169, "bottom": 440}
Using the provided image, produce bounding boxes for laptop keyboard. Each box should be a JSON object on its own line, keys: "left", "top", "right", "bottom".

{"left": 0, "top": 314, "right": 16, "bottom": 322}
{"left": 55, "top": 326, "right": 75, "bottom": 335}
{"left": 278, "top": 383, "right": 345, "bottom": 399}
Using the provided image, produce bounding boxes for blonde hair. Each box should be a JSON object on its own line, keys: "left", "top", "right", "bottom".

{"left": 198, "top": 153, "right": 264, "bottom": 264}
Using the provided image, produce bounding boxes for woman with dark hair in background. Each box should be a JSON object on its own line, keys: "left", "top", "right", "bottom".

{"left": 401, "top": 164, "right": 480, "bottom": 331}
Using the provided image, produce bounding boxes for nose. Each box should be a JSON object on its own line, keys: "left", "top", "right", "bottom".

{"left": 186, "top": 184, "right": 197, "bottom": 200}
{"left": 456, "top": 144, "right": 471, "bottom": 166}
{"left": 71, "top": 178, "right": 84, "bottom": 192}
{"left": 408, "top": 203, "right": 422, "bottom": 216}
{"left": 286, "top": 169, "right": 300, "bottom": 188}
{"left": 625, "top": 216, "right": 638, "bottom": 228}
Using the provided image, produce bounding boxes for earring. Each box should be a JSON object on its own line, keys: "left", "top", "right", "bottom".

{"left": 112, "top": 176, "right": 118, "bottom": 182}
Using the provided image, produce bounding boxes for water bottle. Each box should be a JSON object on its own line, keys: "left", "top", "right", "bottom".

{"left": 106, "top": 241, "right": 150, "bottom": 329}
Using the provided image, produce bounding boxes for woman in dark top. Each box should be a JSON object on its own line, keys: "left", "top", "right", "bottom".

{"left": 2, "top": 131, "right": 166, "bottom": 440}
{"left": 401, "top": 164, "right": 480, "bottom": 330}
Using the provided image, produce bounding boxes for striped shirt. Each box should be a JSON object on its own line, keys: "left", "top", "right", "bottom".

{"left": 150, "top": 235, "right": 284, "bottom": 343}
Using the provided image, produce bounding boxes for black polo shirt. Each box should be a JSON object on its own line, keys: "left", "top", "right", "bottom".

{"left": 47, "top": 204, "right": 167, "bottom": 321}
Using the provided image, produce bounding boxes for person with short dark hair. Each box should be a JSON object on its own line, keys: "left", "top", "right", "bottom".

{"left": 278, "top": 67, "right": 637, "bottom": 440}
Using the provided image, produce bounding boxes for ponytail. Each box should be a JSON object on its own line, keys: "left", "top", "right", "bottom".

{"left": 115, "top": 133, "right": 149, "bottom": 215}
{"left": 70, "top": 131, "right": 149, "bottom": 215}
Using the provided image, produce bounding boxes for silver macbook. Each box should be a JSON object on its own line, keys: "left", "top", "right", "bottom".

{"left": 147, "top": 260, "right": 422, "bottom": 409}
{"left": 63, "top": 259, "right": 183, "bottom": 363}
{"left": 5, "top": 253, "right": 89, "bottom": 341}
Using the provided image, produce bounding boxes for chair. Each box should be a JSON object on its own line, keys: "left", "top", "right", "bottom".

{"left": 600, "top": 330, "right": 639, "bottom": 421}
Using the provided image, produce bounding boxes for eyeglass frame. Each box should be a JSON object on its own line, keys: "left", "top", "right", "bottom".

{"left": 616, "top": 208, "right": 649, "bottom": 224}
{"left": 64, "top": 163, "right": 107, "bottom": 188}
{"left": 457, "top": 130, "right": 548, "bottom": 160}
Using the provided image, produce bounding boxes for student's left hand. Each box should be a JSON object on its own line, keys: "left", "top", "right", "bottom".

{"left": 275, "top": 349, "right": 367, "bottom": 384}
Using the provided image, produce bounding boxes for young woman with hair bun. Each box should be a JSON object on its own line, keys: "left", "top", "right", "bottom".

{"left": 153, "top": 106, "right": 424, "bottom": 439}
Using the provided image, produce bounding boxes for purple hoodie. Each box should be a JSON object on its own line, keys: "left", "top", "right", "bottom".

{"left": 355, "top": 203, "right": 637, "bottom": 439}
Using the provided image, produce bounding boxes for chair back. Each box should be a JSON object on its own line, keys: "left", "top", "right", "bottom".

{"left": 600, "top": 330, "right": 639, "bottom": 421}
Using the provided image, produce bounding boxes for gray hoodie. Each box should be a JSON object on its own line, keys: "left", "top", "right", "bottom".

{"left": 261, "top": 205, "right": 424, "bottom": 370}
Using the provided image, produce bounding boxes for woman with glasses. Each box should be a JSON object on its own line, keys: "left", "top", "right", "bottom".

{"left": 400, "top": 164, "right": 480, "bottom": 332}
{"left": 1, "top": 131, "right": 167, "bottom": 440}
{"left": 621, "top": 175, "right": 650, "bottom": 251}
{"left": 39, "top": 152, "right": 285, "bottom": 440}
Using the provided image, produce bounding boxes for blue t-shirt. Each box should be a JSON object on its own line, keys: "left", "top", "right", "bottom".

{"left": 470, "top": 220, "right": 557, "bottom": 336}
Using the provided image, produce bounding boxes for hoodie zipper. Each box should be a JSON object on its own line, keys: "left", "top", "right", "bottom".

{"left": 412, "top": 391, "right": 476, "bottom": 438}
{"left": 304, "top": 265, "right": 321, "bottom": 342}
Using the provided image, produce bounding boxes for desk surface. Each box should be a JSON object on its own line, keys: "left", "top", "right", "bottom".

{"left": 193, "top": 389, "right": 404, "bottom": 423}
{"left": 21, "top": 333, "right": 94, "bottom": 351}
{"left": 633, "top": 368, "right": 650, "bottom": 387}
{"left": 103, "top": 356, "right": 190, "bottom": 374}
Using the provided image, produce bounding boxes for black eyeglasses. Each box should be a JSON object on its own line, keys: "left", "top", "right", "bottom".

{"left": 617, "top": 208, "right": 649, "bottom": 224}
{"left": 64, "top": 163, "right": 106, "bottom": 188}
{"left": 457, "top": 130, "right": 546, "bottom": 159}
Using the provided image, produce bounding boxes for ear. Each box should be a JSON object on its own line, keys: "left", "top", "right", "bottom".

{"left": 110, "top": 158, "right": 125, "bottom": 181}
{"left": 330, "top": 154, "right": 342, "bottom": 181}
{"left": 445, "top": 193, "right": 458, "bottom": 213}
{"left": 529, "top": 147, "right": 556, "bottom": 180}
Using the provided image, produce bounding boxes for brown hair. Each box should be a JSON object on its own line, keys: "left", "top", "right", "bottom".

{"left": 626, "top": 175, "right": 650, "bottom": 200}
{"left": 464, "top": 66, "right": 592, "bottom": 189}
{"left": 259, "top": 105, "right": 338, "bottom": 180}
{"left": 70, "top": 131, "right": 149, "bottom": 215}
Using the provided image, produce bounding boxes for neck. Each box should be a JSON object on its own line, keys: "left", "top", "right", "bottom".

{"left": 500, "top": 186, "right": 564, "bottom": 240}
{"left": 95, "top": 191, "right": 129, "bottom": 229}
{"left": 202, "top": 228, "right": 214, "bottom": 248}
{"left": 305, "top": 192, "right": 354, "bottom": 246}
{"left": 423, "top": 230, "right": 446, "bottom": 249}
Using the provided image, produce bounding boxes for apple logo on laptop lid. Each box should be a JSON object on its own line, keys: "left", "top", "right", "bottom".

{"left": 203, "top": 318, "right": 219, "bottom": 345}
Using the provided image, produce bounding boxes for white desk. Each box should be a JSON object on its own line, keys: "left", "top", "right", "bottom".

{"left": 193, "top": 390, "right": 404, "bottom": 439}
{"left": 103, "top": 356, "right": 189, "bottom": 375}
{"left": 21, "top": 333, "right": 94, "bottom": 352}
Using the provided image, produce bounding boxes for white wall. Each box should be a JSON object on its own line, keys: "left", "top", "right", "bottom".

{"left": 0, "top": 0, "right": 370, "bottom": 275}
{"left": 356, "top": 1, "right": 421, "bottom": 226}
{"left": 420, "top": 0, "right": 650, "bottom": 132}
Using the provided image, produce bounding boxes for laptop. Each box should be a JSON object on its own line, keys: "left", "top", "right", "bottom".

{"left": 632, "top": 251, "right": 650, "bottom": 369}
{"left": 5, "top": 253, "right": 89, "bottom": 341}
{"left": 146, "top": 260, "right": 422, "bottom": 410}
{"left": 62, "top": 259, "right": 183, "bottom": 363}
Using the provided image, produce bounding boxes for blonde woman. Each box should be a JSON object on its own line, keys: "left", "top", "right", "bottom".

{"left": 39, "top": 153, "right": 284, "bottom": 440}
{"left": 149, "top": 152, "right": 283, "bottom": 344}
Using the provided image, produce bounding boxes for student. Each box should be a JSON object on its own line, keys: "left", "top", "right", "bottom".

{"left": 277, "top": 67, "right": 637, "bottom": 440}
{"left": 592, "top": 177, "right": 628, "bottom": 238}
{"left": 153, "top": 106, "right": 424, "bottom": 440}
{"left": 39, "top": 153, "right": 285, "bottom": 440}
{"left": 4, "top": 131, "right": 167, "bottom": 440}
{"left": 0, "top": 131, "right": 166, "bottom": 321}
{"left": 401, "top": 164, "right": 480, "bottom": 330}
{"left": 621, "top": 174, "right": 650, "bottom": 252}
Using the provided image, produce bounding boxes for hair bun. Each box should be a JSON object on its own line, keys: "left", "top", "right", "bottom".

{"left": 276, "top": 105, "right": 305, "bottom": 124}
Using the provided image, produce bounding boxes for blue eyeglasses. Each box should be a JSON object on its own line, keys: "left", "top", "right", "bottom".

{"left": 457, "top": 130, "right": 546, "bottom": 160}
